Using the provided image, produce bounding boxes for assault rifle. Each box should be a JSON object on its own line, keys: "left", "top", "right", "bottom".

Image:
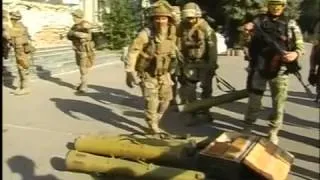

{"left": 253, "top": 20, "right": 313, "bottom": 98}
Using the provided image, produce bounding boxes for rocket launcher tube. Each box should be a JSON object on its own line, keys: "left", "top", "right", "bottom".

{"left": 65, "top": 150, "right": 206, "bottom": 180}
{"left": 177, "top": 89, "right": 249, "bottom": 113}
{"left": 74, "top": 135, "right": 194, "bottom": 163}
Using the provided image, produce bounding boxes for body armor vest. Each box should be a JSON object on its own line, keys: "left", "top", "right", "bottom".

{"left": 10, "top": 22, "right": 29, "bottom": 47}
{"left": 136, "top": 26, "right": 176, "bottom": 76}
{"left": 181, "top": 19, "right": 207, "bottom": 62}
{"left": 69, "top": 20, "right": 94, "bottom": 53}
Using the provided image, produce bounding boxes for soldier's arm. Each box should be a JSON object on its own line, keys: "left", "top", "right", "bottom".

{"left": 205, "top": 24, "right": 218, "bottom": 70}
{"left": 67, "top": 23, "right": 90, "bottom": 40}
{"left": 289, "top": 20, "right": 304, "bottom": 58}
{"left": 309, "top": 44, "right": 319, "bottom": 73}
{"left": 125, "top": 30, "right": 149, "bottom": 72}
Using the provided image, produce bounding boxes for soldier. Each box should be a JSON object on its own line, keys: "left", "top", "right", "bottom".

{"left": 67, "top": 9, "right": 95, "bottom": 93}
{"left": 3, "top": 10, "right": 12, "bottom": 60}
{"left": 308, "top": 23, "right": 320, "bottom": 104}
{"left": 9, "top": 11, "right": 35, "bottom": 95}
{"left": 242, "top": 0, "right": 304, "bottom": 144}
{"left": 177, "top": 2, "right": 218, "bottom": 122}
{"left": 125, "top": 2, "right": 177, "bottom": 133}
{"left": 170, "top": 5, "right": 181, "bottom": 106}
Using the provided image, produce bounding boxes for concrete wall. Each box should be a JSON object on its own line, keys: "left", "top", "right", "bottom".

{"left": 3, "top": 0, "right": 99, "bottom": 48}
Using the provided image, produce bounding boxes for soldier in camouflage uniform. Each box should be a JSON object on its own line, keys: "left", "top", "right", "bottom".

{"left": 177, "top": 2, "right": 218, "bottom": 121}
{"left": 67, "top": 9, "right": 95, "bottom": 93}
{"left": 308, "top": 21, "right": 320, "bottom": 104}
{"left": 3, "top": 10, "right": 11, "bottom": 60}
{"left": 170, "top": 5, "right": 181, "bottom": 105}
{"left": 125, "top": 2, "right": 177, "bottom": 133}
{"left": 242, "top": 0, "right": 304, "bottom": 144}
{"left": 9, "top": 11, "right": 35, "bottom": 95}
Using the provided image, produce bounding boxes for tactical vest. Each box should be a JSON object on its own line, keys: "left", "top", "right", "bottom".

{"left": 249, "top": 15, "right": 296, "bottom": 79}
{"left": 10, "top": 22, "right": 30, "bottom": 47}
{"left": 69, "top": 20, "right": 95, "bottom": 53}
{"left": 10, "top": 22, "right": 35, "bottom": 54}
{"left": 181, "top": 19, "right": 207, "bottom": 62}
{"left": 135, "top": 26, "right": 177, "bottom": 77}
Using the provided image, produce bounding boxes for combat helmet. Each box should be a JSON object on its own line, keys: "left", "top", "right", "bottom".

{"left": 182, "top": 2, "right": 202, "bottom": 18}
{"left": 150, "top": 2, "right": 172, "bottom": 17}
{"left": 9, "top": 11, "right": 22, "bottom": 20}
{"left": 267, "top": 0, "right": 287, "bottom": 5}
{"left": 71, "top": 9, "right": 84, "bottom": 18}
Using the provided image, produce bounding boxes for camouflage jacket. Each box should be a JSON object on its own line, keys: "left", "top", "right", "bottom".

{"left": 10, "top": 21, "right": 31, "bottom": 48}
{"left": 248, "top": 14, "right": 304, "bottom": 64}
{"left": 177, "top": 18, "right": 218, "bottom": 70}
{"left": 67, "top": 20, "right": 94, "bottom": 53}
{"left": 125, "top": 25, "right": 177, "bottom": 76}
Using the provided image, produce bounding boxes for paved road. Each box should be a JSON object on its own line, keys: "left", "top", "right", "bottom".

{"left": 3, "top": 45, "right": 319, "bottom": 180}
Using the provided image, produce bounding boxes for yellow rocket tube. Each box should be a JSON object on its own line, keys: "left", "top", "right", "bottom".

{"left": 74, "top": 135, "right": 191, "bottom": 162}
{"left": 65, "top": 150, "right": 205, "bottom": 180}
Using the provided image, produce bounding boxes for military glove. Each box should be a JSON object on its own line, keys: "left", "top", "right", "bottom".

{"left": 126, "top": 72, "right": 138, "bottom": 88}
{"left": 74, "top": 32, "right": 89, "bottom": 39}
{"left": 308, "top": 72, "right": 317, "bottom": 86}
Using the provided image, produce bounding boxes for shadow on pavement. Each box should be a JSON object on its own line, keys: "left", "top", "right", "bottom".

{"left": 50, "top": 157, "right": 66, "bottom": 171}
{"left": 35, "top": 65, "right": 75, "bottom": 89}
{"left": 2, "top": 66, "right": 16, "bottom": 90}
{"left": 50, "top": 98, "right": 147, "bottom": 133}
{"left": 290, "top": 151, "right": 320, "bottom": 164}
{"left": 7, "top": 155, "right": 60, "bottom": 180}
{"left": 290, "top": 164, "right": 320, "bottom": 180}
{"left": 87, "top": 85, "right": 144, "bottom": 110}
{"left": 287, "top": 91, "right": 318, "bottom": 108}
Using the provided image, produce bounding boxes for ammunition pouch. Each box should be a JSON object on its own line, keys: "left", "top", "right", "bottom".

{"left": 23, "top": 43, "right": 36, "bottom": 54}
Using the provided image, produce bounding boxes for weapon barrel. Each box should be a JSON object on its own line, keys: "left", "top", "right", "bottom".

{"left": 178, "top": 89, "right": 248, "bottom": 113}
{"left": 74, "top": 135, "right": 193, "bottom": 164}
{"left": 65, "top": 150, "right": 205, "bottom": 180}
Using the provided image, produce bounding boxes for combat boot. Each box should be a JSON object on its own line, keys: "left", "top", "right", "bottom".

{"left": 76, "top": 83, "right": 88, "bottom": 93}
{"left": 14, "top": 77, "right": 30, "bottom": 96}
{"left": 150, "top": 122, "right": 161, "bottom": 134}
{"left": 268, "top": 128, "right": 280, "bottom": 145}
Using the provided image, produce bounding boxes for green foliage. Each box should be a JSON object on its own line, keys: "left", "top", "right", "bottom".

{"left": 100, "top": 0, "right": 140, "bottom": 50}
{"left": 223, "top": 0, "right": 265, "bottom": 23}
{"left": 299, "top": 0, "right": 320, "bottom": 32}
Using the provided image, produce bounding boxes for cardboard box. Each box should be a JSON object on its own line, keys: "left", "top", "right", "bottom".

{"left": 197, "top": 132, "right": 294, "bottom": 180}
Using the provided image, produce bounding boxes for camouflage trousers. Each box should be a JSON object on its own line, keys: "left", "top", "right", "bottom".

{"left": 75, "top": 51, "right": 95, "bottom": 86}
{"left": 15, "top": 48, "right": 31, "bottom": 89}
{"left": 245, "top": 67, "right": 289, "bottom": 129}
{"left": 139, "top": 72, "right": 173, "bottom": 126}
{"left": 178, "top": 66, "right": 214, "bottom": 111}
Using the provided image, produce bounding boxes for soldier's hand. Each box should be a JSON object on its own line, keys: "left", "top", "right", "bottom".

{"left": 283, "top": 51, "right": 299, "bottom": 62}
{"left": 308, "top": 72, "right": 317, "bottom": 86}
{"left": 74, "top": 32, "right": 89, "bottom": 39}
{"left": 126, "top": 71, "right": 138, "bottom": 88}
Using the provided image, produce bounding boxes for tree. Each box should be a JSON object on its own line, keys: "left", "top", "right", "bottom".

{"left": 100, "top": 0, "right": 140, "bottom": 50}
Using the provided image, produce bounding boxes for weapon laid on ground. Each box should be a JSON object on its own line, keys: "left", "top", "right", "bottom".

{"left": 177, "top": 89, "right": 248, "bottom": 113}
{"left": 73, "top": 134, "right": 200, "bottom": 167}
{"left": 65, "top": 150, "right": 206, "bottom": 180}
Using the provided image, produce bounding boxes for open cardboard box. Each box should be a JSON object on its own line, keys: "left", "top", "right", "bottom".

{"left": 197, "top": 131, "right": 294, "bottom": 180}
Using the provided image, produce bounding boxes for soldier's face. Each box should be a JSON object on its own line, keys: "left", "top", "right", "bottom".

{"left": 186, "top": 17, "right": 197, "bottom": 25}
{"left": 72, "top": 16, "right": 81, "bottom": 23}
{"left": 268, "top": 4, "right": 285, "bottom": 16}
{"left": 153, "top": 16, "right": 169, "bottom": 27}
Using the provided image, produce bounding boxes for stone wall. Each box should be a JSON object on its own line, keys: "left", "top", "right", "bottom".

{"left": 3, "top": 0, "right": 80, "bottom": 48}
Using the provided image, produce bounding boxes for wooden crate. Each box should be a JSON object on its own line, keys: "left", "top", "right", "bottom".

{"left": 197, "top": 132, "right": 294, "bottom": 180}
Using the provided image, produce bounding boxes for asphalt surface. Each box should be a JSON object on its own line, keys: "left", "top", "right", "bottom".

{"left": 3, "top": 44, "right": 319, "bottom": 180}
